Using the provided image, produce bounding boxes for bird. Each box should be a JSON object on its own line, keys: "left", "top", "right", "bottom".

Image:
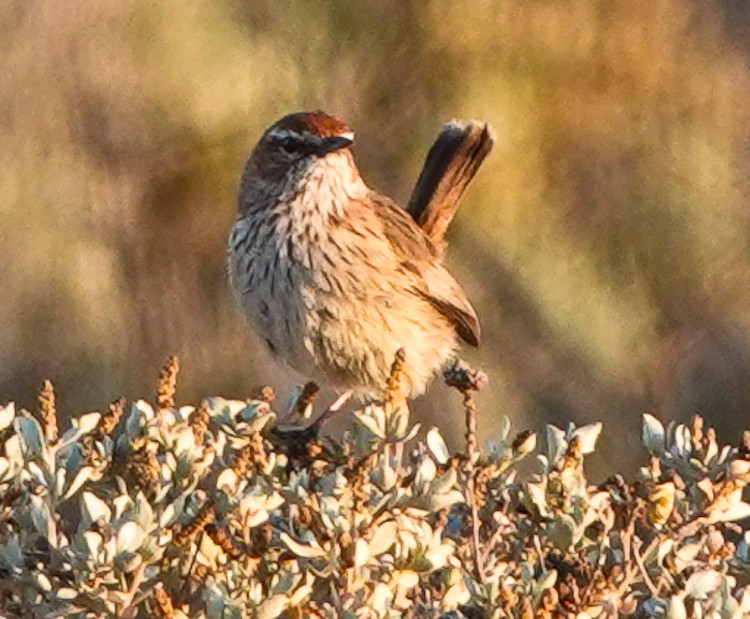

{"left": 228, "top": 110, "right": 494, "bottom": 399}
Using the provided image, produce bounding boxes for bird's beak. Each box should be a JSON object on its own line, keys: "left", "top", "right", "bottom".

{"left": 317, "top": 134, "right": 354, "bottom": 155}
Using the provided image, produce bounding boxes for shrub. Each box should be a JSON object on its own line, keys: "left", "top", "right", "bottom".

{"left": 0, "top": 356, "right": 749, "bottom": 618}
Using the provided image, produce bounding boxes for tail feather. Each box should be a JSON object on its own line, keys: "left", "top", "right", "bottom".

{"left": 406, "top": 121, "right": 495, "bottom": 255}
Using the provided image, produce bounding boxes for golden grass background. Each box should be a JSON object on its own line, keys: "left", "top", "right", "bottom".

{"left": 3, "top": 0, "right": 750, "bottom": 470}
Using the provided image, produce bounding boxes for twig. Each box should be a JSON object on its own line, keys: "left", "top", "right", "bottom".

{"left": 443, "top": 359, "right": 488, "bottom": 582}
{"left": 119, "top": 561, "right": 147, "bottom": 618}
{"left": 632, "top": 537, "right": 659, "bottom": 597}
{"left": 443, "top": 359, "right": 488, "bottom": 463}
{"left": 467, "top": 472, "right": 485, "bottom": 582}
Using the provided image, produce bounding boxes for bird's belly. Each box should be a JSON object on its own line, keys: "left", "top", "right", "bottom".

{"left": 229, "top": 239, "right": 320, "bottom": 377}
{"left": 229, "top": 224, "right": 458, "bottom": 395}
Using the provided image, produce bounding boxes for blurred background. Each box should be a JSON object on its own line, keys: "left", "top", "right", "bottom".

{"left": 3, "top": 0, "right": 750, "bottom": 473}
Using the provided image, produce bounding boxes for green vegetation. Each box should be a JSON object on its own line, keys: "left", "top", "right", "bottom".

{"left": 1, "top": 358, "right": 750, "bottom": 617}
{"left": 2, "top": 1, "right": 750, "bottom": 478}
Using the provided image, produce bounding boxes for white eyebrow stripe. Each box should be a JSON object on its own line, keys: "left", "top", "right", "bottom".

{"left": 266, "top": 129, "right": 354, "bottom": 142}
{"left": 266, "top": 129, "right": 305, "bottom": 141}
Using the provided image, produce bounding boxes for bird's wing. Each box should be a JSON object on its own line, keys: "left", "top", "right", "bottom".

{"left": 369, "top": 192, "right": 480, "bottom": 346}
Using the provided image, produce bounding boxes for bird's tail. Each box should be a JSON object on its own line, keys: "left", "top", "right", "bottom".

{"left": 406, "top": 120, "right": 495, "bottom": 256}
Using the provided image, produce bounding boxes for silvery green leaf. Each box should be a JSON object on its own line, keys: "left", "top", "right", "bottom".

{"left": 116, "top": 521, "right": 145, "bottom": 555}
{"left": 55, "top": 466, "right": 66, "bottom": 497}
{"left": 217, "top": 468, "right": 239, "bottom": 493}
{"left": 56, "top": 588, "right": 78, "bottom": 600}
{"left": 375, "top": 460, "right": 396, "bottom": 491}
{"left": 280, "top": 533, "right": 326, "bottom": 558}
{"left": 708, "top": 500, "right": 750, "bottom": 524}
{"left": 495, "top": 415, "right": 511, "bottom": 443}
{"left": 133, "top": 491, "right": 154, "bottom": 530}
{"left": 159, "top": 496, "right": 185, "bottom": 528}
{"left": 83, "top": 530, "right": 103, "bottom": 558}
{"left": 207, "top": 397, "right": 248, "bottom": 423}
{"left": 642, "top": 414, "right": 665, "bottom": 453}
{"left": 241, "top": 491, "right": 284, "bottom": 513}
{"left": 27, "top": 461, "right": 48, "bottom": 489}
{"left": 547, "top": 517, "right": 575, "bottom": 550}
{"left": 665, "top": 594, "right": 687, "bottom": 619}
{"left": 535, "top": 454, "right": 549, "bottom": 474}
{"left": 739, "top": 586, "right": 750, "bottom": 611}
{"left": 674, "top": 542, "right": 701, "bottom": 573}
{"left": 423, "top": 543, "right": 453, "bottom": 569}
{"left": 525, "top": 479, "right": 551, "bottom": 518}
{"left": 571, "top": 422, "right": 602, "bottom": 454}
{"left": 353, "top": 408, "right": 386, "bottom": 439}
{"left": 238, "top": 399, "right": 271, "bottom": 422}
{"left": 153, "top": 483, "right": 171, "bottom": 504}
{"left": 82, "top": 491, "right": 111, "bottom": 526}
{"left": 393, "top": 569, "right": 419, "bottom": 589}
{"left": 35, "top": 571, "right": 52, "bottom": 592}
{"left": 247, "top": 509, "right": 270, "bottom": 527}
{"left": 29, "top": 494, "right": 50, "bottom": 538}
{"left": 173, "top": 427, "right": 195, "bottom": 456}
{"left": 730, "top": 459, "right": 750, "bottom": 478}
{"left": 429, "top": 489, "right": 465, "bottom": 511}
{"left": 430, "top": 468, "right": 457, "bottom": 496}
{"left": 368, "top": 520, "right": 398, "bottom": 557}
{"left": 388, "top": 405, "right": 410, "bottom": 440}
{"left": 256, "top": 595, "right": 290, "bottom": 619}
{"left": 0, "top": 403, "right": 15, "bottom": 432}
{"left": 372, "top": 582, "right": 392, "bottom": 613}
{"left": 513, "top": 432, "right": 537, "bottom": 458}
{"left": 442, "top": 582, "right": 470, "bottom": 610}
{"left": 685, "top": 570, "right": 721, "bottom": 599}
{"left": 4, "top": 435, "right": 23, "bottom": 469}
{"left": 536, "top": 569, "right": 558, "bottom": 593}
{"left": 289, "top": 583, "right": 313, "bottom": 607}
{"left": 15, "top": 414, "right": 44, "bottom": 459}
{"left": 0, "top": 536, "right": 23, "bottom": 569}
{"left": 74, "top": 412, "right": 102, "bottom": 436}
{"left": 672, "top": 424, "right": 689, "bottom": 458}
{"left": 160, "top": 451, "right": 176, "bottom": 477}
{"left": 415, "top": 456, "right": 437, "bottom": 489}
{"left": 426, "top": 427, "right": 450, "bottom": 464}
{"left": 703, "top": 437, "right": 719, "bottom": 465}
{"left": 0, "top": 458, "right": 10, "bottom": 482}
{"left": 402, "top": 422, "right": 421, "bottom": 443}
{"left": 63, "top": 466, "right": 93, "bottom": 499}
{"left": 354, "top": 538, "right": 369, "bottom": 567}
{"left": 246, "top": 411, "right": 275, "bottom": 434}
{"left": 113, "top": 495, "right": 133, "bottom": 521}
{"left": 125, "top": 400, "right": 153, "bottom": 438}
{"left": 546, "top": 425, "right": 567, "bottom": 466}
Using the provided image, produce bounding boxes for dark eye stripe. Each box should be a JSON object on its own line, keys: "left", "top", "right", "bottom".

{"left": 280, "top": 138, "right": 299, "bottom": 152}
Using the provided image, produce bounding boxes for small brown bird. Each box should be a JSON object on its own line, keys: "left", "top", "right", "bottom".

{"left": 228, "top": 111, "right": 494, "bottom": 398}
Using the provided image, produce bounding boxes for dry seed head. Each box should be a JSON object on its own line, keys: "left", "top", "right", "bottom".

{"left": 174, "top": 502, "right": 216, "bottom": 546}
{"left": 191, "top": 400, "right": 211, "bottom": 445}
{"left": 38, "top": 379, "right": 58, "bottom": 445}
{"left": 130, "top": 449, "right": 160, "bottom": 494}
{"left": 152, "top": 583, "right": 175, "bottom": 619}
{"left": 156, "top": 356, "right": 179, "bottom": 411}
{"left": 385, "top": 349, "right": 407, "bottom": 406}
{"left": 206, "top": 523, "right": 244, "bottom": 560}
{"left": 230, "top": 445, "right": 253, "bottom": 477}
{"left": 98, "top": 397, "right": 125, "bottom": 437}
{"left": 249, "top": 431, "right": 268, "bottom": 469}
{"left": 257, "top": 386, "right": 275, "bottom": 403}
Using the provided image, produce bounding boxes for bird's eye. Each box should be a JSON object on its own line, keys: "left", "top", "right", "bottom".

{"left": 280, "top": 138, "right": 300, "bottom": 154}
